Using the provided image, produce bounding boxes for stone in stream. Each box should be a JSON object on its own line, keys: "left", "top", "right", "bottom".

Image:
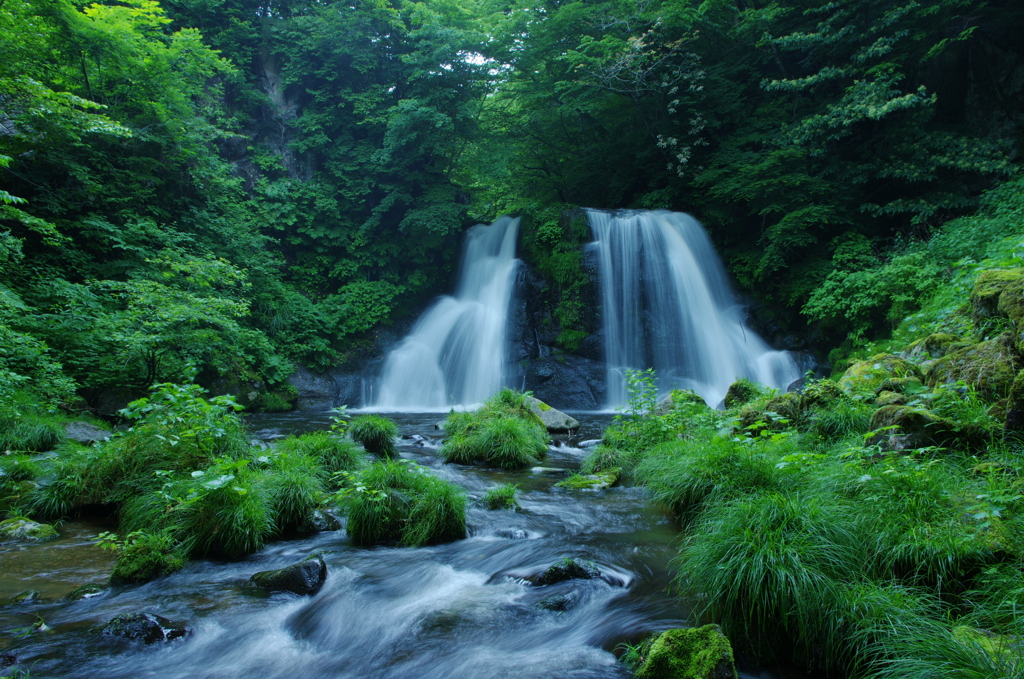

{"left": 250, "top": 554, "right": 327, "bottom": 595}
{"left": 536, "top": 591, "right": 580, "bottom": 612}
{"left": 555, "top": 468, "right": 620, "bottom": 490}
{"left": 298, "top": 510, "right": 342, "bottom": 533}
{"left": 633, "top": 625, "right": 738, "bottom": 679}
{"left": 523, "top": 396, "right": 580, "bottom": 434}
{"left": 0, "top": 518, "right": 59, "bottom": 542}
{"left": 1, "top": 653, "right": 16, "bottom": 670}
{"left": 100, "top": 612, "right": 189, "bottom": 644}
{"left": 5, "top": 590, "right": 41, "bottom": 606}
{"left": 65, "top": 583, "right": 108, "bottom": 601}
{"left": 532, "top": 558, "right": 600, "bottom": 586}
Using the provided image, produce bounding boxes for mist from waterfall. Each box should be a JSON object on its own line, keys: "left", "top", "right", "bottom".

{"left": 588, "top": 209, "right": 800, "bottom": 408}
{"left": 373, "top": 217, "right": 521, "bottom": 410}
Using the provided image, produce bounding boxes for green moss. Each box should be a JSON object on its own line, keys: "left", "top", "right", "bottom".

{"left": 927, "top": 335, "right": 1018, "bottom": 399}
{"left": 110, "top": 532, "right": 186, "bottom": 585}
{"left": 538, "top": 402, "right": 551, "bottom": 412}
{"left": 0, "top": 517, "right": 58, "bottom": 541}
{"left": 481, "top": 483, "right": 520, "bottom": 510}
{"left": 839, "top": 353, "right": 922, "bottom": 394}
{"left": 633, "top": 625, "right": 738, "bottom": 679}
{"left": 724, "top": 379, "right": 762, "bottom": 409}
{"left": 971, "top": 268, "right": 1024, "bottom": 320}
{"left": 904, "top": 333, "right": 967, "bottom": 360}
{"left": 555, "top": 468, "right": 619, "bottom": 490}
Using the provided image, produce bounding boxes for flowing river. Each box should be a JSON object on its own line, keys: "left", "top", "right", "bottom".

{"left": 0, "top": 412, "right": 779, "bottom": 679}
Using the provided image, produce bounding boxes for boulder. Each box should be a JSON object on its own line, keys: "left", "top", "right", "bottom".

{"left": 867, "top": 405, "right": 989, "bottom": 452}
{"left": 250, "top": 554, "right": 327, "bottom": 595}
{"left": 634, "top": 625, "right": 738, "bottom": 679}
{"left": 839, "top": 354, "right": 922, "bottom": 394}
{"left": 523, "top": 396, "right": 579, "bottom": 434}
{"left": 1003, "top": 370, "right": 1024, "bottom": 434}
{"left": 5, "top": 590, "right": 41, "bottom": 606}
{"left": 723, "top": 379, "right": 761, "bottom": 409}
{"left": 927, "top": 336, "right": 1018, "bottom": 399}
{"left": 65, "top": 583, "right": 108, "bottom": 601}
{"left": 874, "top": 390, "right": 908, "bottom": 407}
{"left": 904, "top": 333, "right": 969, "bottom": 361}
{"left": 64, "top": 421, "right": 112, "bottom": 445}
{"left": 533, "top": 558, "right": 600, "bottom": 586}
{"left": 738, "top": 392, "right": 803, "bottom": 431}
{"left": 523, "top": 354, "right": 606, "bottom": 410}
{"left": 555, "top": 468, "right": 620, "bottom": 490}
{"left": 537, "top": 591, "right": 579, "bottom": 612}
{"left": 298, "top": 510, "right": 342, "bottom": 533}
{"left": 287, "top": 365, "right": 340, "bottom": 411}
{"left": 0, "top": 518, "right": 58, "bottom": 542}
{"left": 800, "top": 379, "right": 846, "bottom": 408}
{"left": 875, "top": 376, "right": 925, "bottom": 395}
{"left": 655, "top": 389, "right": 708, "bottom": 415}
{"left": 100, "top": 612, "right": 188, "bottom": 644}
{"left": 971, "top": 268, "right": 1024, "bottom": 321}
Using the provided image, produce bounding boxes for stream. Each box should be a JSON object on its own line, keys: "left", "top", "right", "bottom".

{"left": 0, "top": 412, "right": 773, "bottom": 679}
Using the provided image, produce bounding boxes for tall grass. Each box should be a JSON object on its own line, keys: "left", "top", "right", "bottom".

{"left": 440, "top": 412, "right": 548, "bottom": 468}
{"left": 349, "top": 415, "right": 398, "bottom": 458}
{"left": 259, "top": 450, "right": 326, "bottom": 533}
{"left": 274, "top": 431, "right": 365, "bottom": 480}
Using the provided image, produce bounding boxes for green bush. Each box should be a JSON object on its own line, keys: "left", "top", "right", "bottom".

{"left": 341, "top": 460, "right": 466, "bottom": 547}
{"left": 259, "top": 450, "right": 326, "bottom": 533}
{"left": 110, "top": 530, "right": 186, "bottom": 585}
{"left": 482, "top": 483, "right": 520, "bottom": 510}
{"left": 349, "top": 415, "right": 398, "bottom": 458}
{"left": 807, "top": 399, "right": 874, "bottom": 441}
{"left": 274, "top": 431, "right": 364, "bottom": 483}
{"left": 439, "top": 390, "right": 549, "bottom": 469}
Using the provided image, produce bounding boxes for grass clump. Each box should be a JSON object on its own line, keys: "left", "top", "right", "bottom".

{"left": 108, "top": 530, "right": 186, "bottom": 585}
{"left": 349, "top": 415, "right": 398, "bottom": 458}
{"left": 439, "top": 390, "right": 548, "bottom": 468}
{"left": 274, "top": 431, "right": 365, "bottom": 481}
{"left": 339, "top": 459, "right": 466, "bottom": 547}
{"left": 481, "top": 483, "right": 520, "bottom": 510}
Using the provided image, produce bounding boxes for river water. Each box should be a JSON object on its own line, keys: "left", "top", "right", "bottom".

{"left": 0, "top": 412, "right": 773, "bottom": 679}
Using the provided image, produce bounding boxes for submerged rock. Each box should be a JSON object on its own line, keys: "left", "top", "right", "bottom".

{"left": 5, "top": 590, "right": 41, "bottom": 606}
{"left": 100, "top": 612, "right": 188, "bottom": 644}
{"left": 634, "top": 625, "right": 738, "bottom": 679}
{"left": 555, "top": 468, "right": 620, "bottom": 490}
{"left": 0, "top": 518, "right": 58, "bottom": 542}
{"left": 533, "top": 558, "right": 600, "bottom": 586}
{"left": 251, "top": 554, "right": 327, "bottom": 595}
{"left": 537, "top": 591, "right": 579, "bottom": 612}
{"left": 524, "top": 396, "right": 580, "bottom": 434}
{"left": 65, "top": 583, "right": 108, "bottom": 601}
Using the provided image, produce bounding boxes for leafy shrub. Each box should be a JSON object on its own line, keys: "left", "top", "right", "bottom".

{"left": 349, "top": 415, "right": 398, "bottom": 458}
{"left": 108, "top": 530, "right": 186, "bottom": 585}
{"left": 340, "top": 460, "right": 466, "bottom": 547}
{"left": 482, "top": 483, "right": 520, "bottom": 510}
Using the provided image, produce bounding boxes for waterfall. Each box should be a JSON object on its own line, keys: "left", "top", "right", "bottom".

{"left": 588, "top": 209, "right": 800, "bottom": 408}
{"left": 373, "top": 217, "right": 521, "bottom": 410}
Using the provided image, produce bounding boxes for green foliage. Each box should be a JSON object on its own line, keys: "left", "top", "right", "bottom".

{"left": 439, "top": 390, "right": 549, "bottom": 468}
{"left": 337, "top": 459, "right": 466, "bottom": 547}
{"left": 258, "top": 449, "right": 327, "bottom": 533}
{"left": 273, "top": 431, "right": 365, "bottom": 483}
{"left": 105, "top": 530, "right": 187, "bottom": 585}
{"left": 349, "top": 415, "right": 398, "bottom": 459}
{"left": 481, "top": 483, "right": 520, "bottom": 511}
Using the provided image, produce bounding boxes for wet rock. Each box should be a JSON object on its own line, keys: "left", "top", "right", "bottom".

{"left": 634, "top": 624, "right": 738, "bottom": 679}
{"left": 529, "top": 467, "right": 570, "bottom": 476}
{"left": 1, "top": 654, "right": 15, "bottom": 670}
{"left": 555, "top": 468, "right": 620, "bottom": 490}
{"left": 287, "top": 365, "right": 340, "bottom": 411}
{"left": 5, "top": 590, "right": 41, "bottom": 606}
{"left": 533, "top": 558, "right": 600, "bottom": 586}
{"left": 523, "top": 354, "right": 606, "bottom": 410}
{"left": 839, "top": 354, "right": 922, "bottom": 394}
{"left": 64, "top": 421, "right": 112, "bottom": 445}
{"left": 537, "top": 591, "right": 579, "bottom": 612}
{"left": 298, "top": 510, "right": 342, "bottom": 533}
{"left": 524, "top": 396, "right": 579, "bottom": 434}
{"left": 65, "top": 583, "right": 108, "bottom": 601}
{"left": 251, "top": 554, "right": 327, "bottom": 595}
{"left": 100, "top": 612, "right": 188, "bottom": 644}
{"left": 495, "top": 528, "right": 529, "bottom": 540}
{"left": 724, "top": 379, "right": 760, "bottom": 409}
{"left": 0, "top": 518, "right": 58, "bottom": 542}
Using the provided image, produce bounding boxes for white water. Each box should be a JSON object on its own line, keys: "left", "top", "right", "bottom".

{"left": 588, "top": 209, "right": 800, "bottom": 408}
{"left": 373, "top": 217, "right": 521, "bottom": 410}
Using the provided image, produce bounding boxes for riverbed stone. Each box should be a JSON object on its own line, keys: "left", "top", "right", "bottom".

{"left": 533, "top": 558, "right": 600, "bottom": 586}
{"left": 100, "top": 612, "right": 188, "bottom": 644}
{"left": 634, "top": 625, "right": 738, "bottom": 679}
{"left": 64, "top": 421, "right": 112, "bottom": 445}
{"left": 65, "top": 583, "right": 108, "bottom": 601}
{"left": 5, "top": 590, "right": 41, "bottom": 606}
{"left": 555, "top": 468, "right": 620, "bottom": 490}
{"left": 524, "top": 395, "right": 580, "bottom": 434}
{"left": 251, "top": 554, "right": 327, "bottom": 595}
{"left": 0, "top": 518, "right": 58, "bottom": 542}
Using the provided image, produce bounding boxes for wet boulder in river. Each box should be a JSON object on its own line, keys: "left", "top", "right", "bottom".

{"left": 0, "top": 518, "right": 58, "bottom": 542}
{"left": 533, "top": 558, "right": 600, "bottom": 586}
{"left": 251, "top": 554, "right": 327, "bottom": 595}
{"left": 100, "top": 612, "right": 188, "bottom": 644}
{"left": 634, "top": 624, "right": 738, "bottom": 679}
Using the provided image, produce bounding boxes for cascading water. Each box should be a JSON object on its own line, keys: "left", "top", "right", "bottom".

{"left": 373, "top": 217, "right": 521, "bottom": 410}
{"left": 588, "top": 209, "right": 800, "bottom": 408}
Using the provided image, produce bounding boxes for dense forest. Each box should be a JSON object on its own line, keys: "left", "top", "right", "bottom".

{"left": 3, "top": 0, "right": 1022, "bottom": 413}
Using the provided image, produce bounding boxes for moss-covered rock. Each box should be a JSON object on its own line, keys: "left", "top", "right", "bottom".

{"left": 904, "top": 333, "right": 970, "bottom": 360}
{"left": 868, "top": 405, "right": 989, "bottom": 452}
{"left": 633, "top": 625, "right": 738, "bottom": 679}
{"left": 555, "top": 468, "right": 620, "bottom": 490}
{"left": 110, "top": 533, "right": 186, "bottom": 585}
{"left": 800, "top": 379, "right": 845, "bottom": 408}
{"left": 251, "top": 554, "right": 327, "bottom": 595}
{"left": 65, "top": 583, "right": 108, "bottom": 601}
{"left": 839, "top": 354, "right": 922, "bottom": 394}
{"left": 1003, "top": 370, "right": 1024, "bottom": 433}
{"left": 875, "top": 376, "right": 925, "bottom": 395}
{"left": 927, "top": 335, "right": 1018, "bottom": 399}
{"left": 5, "top": 590, "right": 41, "bottom": 606}
{"left": 532, "top": 558, "right": 600, "bottom": 586}
{"left": 971, "top": 268, "right": 1024, "bottom": 320}
{"left": 0, "top": 518, "right": 58, "bottom": 542}
{"left": 524, "top": 395, "right": 579, "bottom": 433}
{"left": 723, "top": 379, "right": 761, "bottom": 409}
{"left": 656, "top": 389, "right": 708, "bottom": 416}
{"left": 738, "top": 392, "right": 803, "bottom": 431}
{"left": 874, "top": 390, "right": 908, "bottom": 407}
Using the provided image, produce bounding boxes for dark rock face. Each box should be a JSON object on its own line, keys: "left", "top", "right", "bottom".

{"left": 100, "top": 612, "right": 188, "bottom": 644}
{"left": 533, "top": 558, "right": 600, "bottom": 586}
{"left": 251, "top": 555, "right": 327, "bottom": 595}
{"left": 287, "top": 365, "right": 365, "bottom": 410}
{"left": 523, "top": 354, "right": 606, "bottom": 410}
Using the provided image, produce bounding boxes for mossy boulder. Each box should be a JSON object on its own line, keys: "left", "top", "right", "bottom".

{"left": 800, "top": 379, "right": 845, "bottom": 408}
{"left": 5, "top": 590, "right": 41, "bottom": 606}
{"left": 905, "top": 333, "right": 970, "bottom": 360}
{"left": 524, "top": 396, "right": 579, "bottom": 434}
{"left": 656, "top": 389, "right": 708, "bottom": 415}
{"left": 738, "top": 392, "right": 803, "bottom": 431}
{"left": 99, "top": 612, "right": 188, "bottom": 644}
{"left": 839, "top": 354, "right": 922, "bottom": 394}
{"left": 532, "top": 558, "right": 600, "bottom": 586}
{"left": 868, "top": 405, "right": 989, "bottom": 452}
{"left": 251, "top": 554, "right": 327, "bottom": 595}
{"left": 723, "top": 379, "right": 761, "bottom": 409}
{"left": 1003, "top": 369, "right": 1024, "bottom": 433}
{"left": 110, "top": 535, "right": 186, "bottom": 585}
{"left": 971, "top": 268, "right": 1024, "bottom": 320}
{"left": 927, "top": 335, "right": 1018, "bottom": 399}
{"left": 555, "top": 468, "right": 620, "bottom": 490}
{"left": 633, "top": 625, "right": 738, "bottom": 679}
{"left": 0, "top": 518, "right": 58, "bottom": 542}
{"left": 874, "top": 390, "right": 908, "bottom": 407}
{"left": 65, "top": 583, "right": 108, "bottom": 601}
